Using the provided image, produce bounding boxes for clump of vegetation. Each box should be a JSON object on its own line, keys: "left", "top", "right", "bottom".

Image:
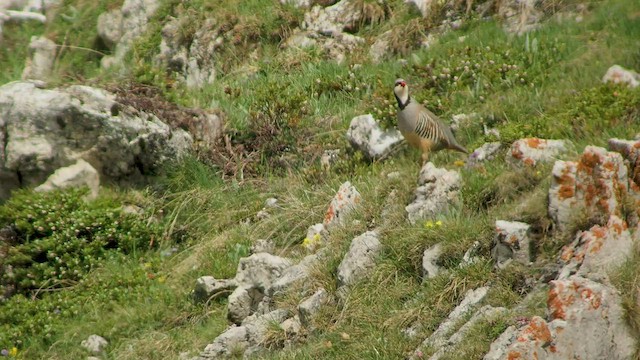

{"left": 0, "top": 188, "right": 162, "bottom": 298}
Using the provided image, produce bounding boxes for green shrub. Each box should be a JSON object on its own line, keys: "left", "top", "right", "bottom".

{"left": 0, "top": 188, "right": 162, "bottom": 297}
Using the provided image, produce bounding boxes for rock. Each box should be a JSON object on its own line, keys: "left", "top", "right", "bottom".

{"left": 558, "top": 215, "right": 633, "bottom": 281}
{"left": 234, "top": 253, "right": 292, "bottom": 290}
{"left": 21, "top": 36, "right": 56, "bottom": 81}
{"left": 97, "top": 0, "right": 160, "bottom": 68}
{"left": 302, "top": 0, "right": 363, "bottom": 35}
{"left": 323, "top": 181, "right": 361, "bottom": 229}
{"left": 418, "top": 287, "right": 489, "bottom": 349}
{"left": 507, "top": 138, "right": 570, "bottom": 167}
{"left": 422, "top": 243, "right": 443, "bottom": 279}
{"left": 228, "top": 285, "right": 266, "bottom": 324}
{"left": 337, "top": 231, "right": 381, "bottom": 288}
{"left": 34, "top": 159, "right": 100, "bottom": 199}
{"left": 497, "top": 0, "right": 543, "bottom": 34}
{"left": 467, "top": 142, "right": 502, "bottom": 166}
{"left": 298, "top": 288, "right": 330, "bottom": 327}
{"left": 280, "top": 316, "right": 302, "bottom": 336}
{"left": 449, "top": 113, "right": 478, "bottom": 132}
{"left": 461, "top": 240, "right": 481, "bottom": 266}
{"left": 196, "top": 325, "right": 249, "bottom": 359}
{"left": 156, "top": 17, "right": 222, "bottom": 89}
{"left": 193, "top": 276, "right": 237, "bottom": 303}
{"left": 303, "top": 223, "right": 326, "bottom": 251}
{"left": 426, "top": 306, "right": 507, "bottom": 360}
{"left": 269, "top": 250, "right": 326, "bottom": 297}
{"left": 602, "top": 64, "right": 640, "bottom": 88}
{"left": 491, "top": 220, "right": 531, "bottom": 269}
{"left": 280, "top": 0, "right": 312, "bottom": 8}
{"left": 406, "top": 0, "right": 435, "bottom": 18}
{"left": 321, "top": 32, "right": 364, "bottom": 64}
{"left": 0, "top": 81, "right": 192, "bottom": 199}
{"left": 256, "top": 209, "right": 269, "bottom": 220}
{"left": 406, "top": 162, "right": 461, "bottom": 224}
{"left": 608, "top": 138, "right": 640, "bottom": 225}
{"left": 548, "top": 146, "right": 628, "bottom": 231}
{"left": 250, "top": 239, "right": 276, "bottom": 255}
{"left": 485, "top": 276, "right": 636, "bottom": 360}
{"left": 81, "top": 335, "right": 108, "bottom": 354}
{"left": 346, "top": 114, "right": 403, "bottom": 161}
{"left": 265, "top": 198, "right": 278, "bottom": 208}
{"left": 369, "top": 30, "right": 392, "bottom": 63}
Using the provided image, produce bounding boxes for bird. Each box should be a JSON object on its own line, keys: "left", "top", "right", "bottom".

{"left": 393, "top": 78, "right": 468, "bottom": 165}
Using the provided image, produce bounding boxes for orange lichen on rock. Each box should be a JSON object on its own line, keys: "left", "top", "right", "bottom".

{"left": 548, "top": 282, "right": 569, "bottom": 320}
{"left": 526, "top": 138, "right": 544, "bottom": 149}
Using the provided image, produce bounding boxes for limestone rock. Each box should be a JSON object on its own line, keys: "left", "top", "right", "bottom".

{"left": 303, "top": 223, "right": 326, "bottom": 251}
{"left": 608, "top": 138, "right": 640, "bottom": 225}
{"left": 491, "top": 220, "right": 531, "bottom": 269}
{"left": 250, "top": 239, "right": 276, "bottom": 255}
{"left": 234, "top": 253, "right": 292, "bottom": 290}
{"left": 269, "top": 250, "right": 326, "bottom": 297}
{"left": 558, "top": 215, "right": 633, "bottom": 281}
{"left": 228, "top": 285, "right": 265, "bottom": 324}
{"left": 280, "top": 0, "right": 312, "bottom": 8}
{"left": 34, "top": 159, "right": 100, "bottom": 199}
{"left": 193, "top": 276, "right": 237, "bottom": 303}
{"left": 298, "top": 288, "right": 330, "bottom": 327}
{"left": 97, "top": 0, "right": 160, "bottom": 68}
{"left": 337, "top": 231, "right": 381, "bottom": 288}
{"left": 346, "top": 114, "right": 403, "bottom": 161}
{"left": 468, "top": 142, "right": 502, "bottom": 166}
{"left": 549, "top": 146, "right": 628, "bottom": 231}
{"left": 302, "top": 0, "right": 363, "bottom": 35}
{"left": 81, "top": 335, "right": 108, "bottom": 354}
{"left": 406, "top": 162, "right": 461, "bottom": 224}
{"left": 602, "top": 65, "right": 640, "bottom": 88}
{"left": 485, "top": 277, "right": 635, "bottom": 360}
{"left": 323, "top": 181, "right": 361, "bottom": 229}
{"left": 507, "top": 138, "right": 569, "bottom": 167}
{"left": 280, "top": 315, "right": 302, "bottom": 336}
{"left": 422, "top": 243, "right": 443, "bottom": 279}
{"left": 21, "top": 36, "right": 57, "bottom": 81}
{"left": 369, "top": 30, "right": 392, "bottom": 63}
{"left": 0, "top": 81, "right": 192, "bottom": 199}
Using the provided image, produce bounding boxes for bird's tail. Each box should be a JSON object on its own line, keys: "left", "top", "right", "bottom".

{"left": 449, "top": 142, "right": 469, "bottom": 154}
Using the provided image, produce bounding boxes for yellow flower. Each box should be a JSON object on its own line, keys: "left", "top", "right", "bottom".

{"left": 157, "top": 276, "right": 166, "bottom": 283}
{"left": 453, "top": 160, "right": 465, "bottom": 167}
{"left": 313, "top": 233, "right": 321, "bottom": 242}
{"left": 144, "top": 262, "right": 152, "bottom": 269}
{"left": 9, "top": 347, "right": 17, "bottom": 356}
{"left": 424, "top": 221, "right": 434, "bottom": 228}
{"left": 302, "top": 237, "right": 312, "bottom": 247}
{"left": 435, "top": 220, "right": 443, "bottom": 226}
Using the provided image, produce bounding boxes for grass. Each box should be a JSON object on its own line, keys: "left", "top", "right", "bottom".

{"left": 2, "top": 0, "right": 640, "bottom": 358}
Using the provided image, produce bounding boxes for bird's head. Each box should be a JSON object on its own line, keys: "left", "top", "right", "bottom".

{"left": 393, "top": 78, "right": 409, "bottom": 108}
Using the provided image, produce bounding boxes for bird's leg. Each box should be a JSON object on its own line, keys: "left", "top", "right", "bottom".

{"left": 421, "top": 151, "right": 430, "bottom": 166}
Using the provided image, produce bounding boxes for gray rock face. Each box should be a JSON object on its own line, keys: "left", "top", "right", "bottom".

{"left": 249, "top": 239, "right": 276, "bottom": 255}
{"left": 234, "top": 253, "right": 292, "bottom": 290}
{"left": 337, "top": 231, "right": 381, "bottom": 288}
{"left": 0, "top": 81, "right": 192, "bottom": 199}
{"left": 34, "top": 159, "right": 100, "bottom": 199}
{"left": 548, "top": 146, "right": 628, "bottom": 232}
{"left": 484, "top": 276, "right": 635, "bottom": 360}
{"left": 97, "top": 0, "right": 160, "bottom": 68}
{"left": 298, "top": 288, "right": 330, "bottom": 327}
{"left": 422, "top": 243, "right": 443, "bottom": 280}
{"left": 323, "top": 181, "right": 361, "bottom": 230}
{"left": 507, "top": 138, "right": 569, "bottom": 167}
{"left": 269, "top": 251, "right": 326, "bottom": 297}
{"left": 369, "top": 30, "right": 392, "bottom": 63}
{"left": 193, "top": 276, "right": 237, "bottom": 303}
{"left": 491, "top": 220, "right": 531, "bottom": 269}
{"left": 608, "top": 138, "right": 640, "bottom": 226}
{"left": 81, "top": 335, "right": 108, "bottom": 354}
{"left": 557, "top": 215, "right": 633, "bottom": 281}
{"left": 228, "top": 285, "right": 265, "bottom": 324}
{"left": 346, "top": 114, "right": 403, "bottom": 161}
{"left": 602, "top": 64, "right": 640, "bottom": 88}
{"left": 468, "top": 142, "right": 502, "bottom": 166}
{"left": 21, "top": 36, "right": 57, "bottom": 81}
{"left": 406, "top": 162, "right": 461, "bottom": 224}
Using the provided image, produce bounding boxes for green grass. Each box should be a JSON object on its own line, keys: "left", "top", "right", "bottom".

{"left": 2, "top": 0, "right": 640, "bottom": 358}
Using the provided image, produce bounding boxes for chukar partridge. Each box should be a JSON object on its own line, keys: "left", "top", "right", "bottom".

{"left": 393, "top": 78, "right": 468, "bottom": 164}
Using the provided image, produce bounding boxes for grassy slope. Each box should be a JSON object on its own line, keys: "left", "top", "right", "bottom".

{"left": 1, "top": 0, "right": 640, "bottom": 359}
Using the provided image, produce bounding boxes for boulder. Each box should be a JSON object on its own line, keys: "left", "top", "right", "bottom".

{"left": 484, "top": 277, "right": 635, "bottom": 360}
{"left": 602, "top": 65, "right": 640, "bottom": 88}
{"left": 406, "top": 162, "right": 461, "bottom": 224}
{"left": 81, "top": 335, "right": 108, "bottom": 355}
{"left": 298, "top": 288, "right": 330, "bottom": 327}
{"left": 323, "top": 181, "right": 361, "bottom": 229}
{"left": 302, "top": 0, "right": 363, "bottom": 35}
{"left": 491, "top": 220, "right": 531, "bottom": 269}
{"left": 346, "top": 114, "right": 403, "bottom": 161}
{"left": 227, "top": 285, "right": 265, "bottom": 324}
{"left": 558, "top": 215, "right": 633, "bottom": 281}
{"left": 0, "top": 81, "right": 192, "bottom": 199}
{"left": 467, "top": 142, "right": 502, "bottom": 166}
{"left": 422, "top": 243, "right": 443, "bottom": 280}
{"left": 249, "top": 239, "right": 276, "bottom": 255}
{"left": 337, "top": 231, "right": 381, "bottom": 289}
{"left": 97, "top": 0, "right": 160, "bottom": 68}
{"left": 34, "top": 159, "right": 100, "bottom": 199}
{"left": 548, "top": 146, "right": 628, "bottom": 231}
{"left": 193, "top": 276, "right": 237, "bottom": 303}
{"left": 21, "top": 36, "right": 57, "bottom": 81}
{"left": 269, "top": 250, "right": 326, "bottom": 297}
{"left": 608, "top": 138, "right": 640, "bottom": 225}
{"left": 507, "top": 138, "right": 569, "bottom": 167}
{"left": 234, "top": 253, "right": 292, "bottom": 290}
